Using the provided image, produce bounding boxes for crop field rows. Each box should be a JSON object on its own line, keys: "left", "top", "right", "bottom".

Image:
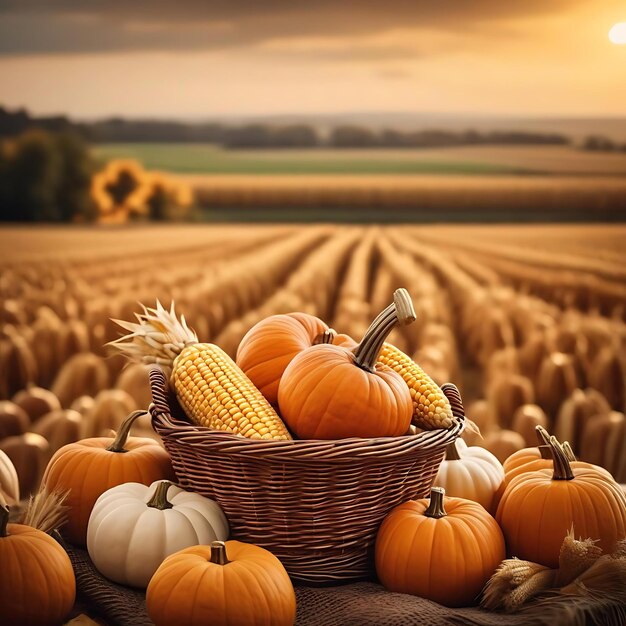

{"left": 1, "top": 224, "right": 625, "bottom": 501}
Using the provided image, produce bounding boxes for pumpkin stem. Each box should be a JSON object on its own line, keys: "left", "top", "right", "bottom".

{"left": 424, "top": 487, "right": 447, "bottom": 519}
{"left": 0, "top": 503, "right": 8, "bottom": 537}
{"left": 146, "top": 481, "right": 174, "bottom": 510}
{"left": 210, "top": 541, "right": 230, "bottom": 566}
{"left": 549, "top": 436, "right": 575, "bottom": 480}
{"left": 445, "top": 440, "right": 462, "bottom": 460}
{"left": 313, "top": 329, "right": 336, "bottom": 345}
{"left": 353, "top": 289, "right": 416, "bottom": 372}
{"left": 562, "top": 441, "right": 577, "bottom": 462}
{"left": 538, "top": 445, "right": 552, "bottom": 460}
{"left": 535, "top": 425, "right": 551, "bottom": 446}
{"left": 106, "top": 410, "right": 149, "bottom": 453}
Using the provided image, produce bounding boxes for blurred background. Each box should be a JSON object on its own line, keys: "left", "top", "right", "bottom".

{"left": 0, "top": 2, "right": 624, "bottom": 500}
{"left": 1, "top": 0, "right": 626, "bottom": 222}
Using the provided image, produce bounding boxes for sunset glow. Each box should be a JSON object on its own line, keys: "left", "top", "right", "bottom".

{"left": 0, "top": 1, "right": 625, "bottom": 118}
{"left": 609, "top": 22, "right": 626, "bottom": 44}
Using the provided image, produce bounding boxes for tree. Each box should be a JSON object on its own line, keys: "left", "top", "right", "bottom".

{"left": 330, "top": 126, "right": 379, "bottom": 148}
{"left": 0, "top": 130, "right": 95, "bottom": 222}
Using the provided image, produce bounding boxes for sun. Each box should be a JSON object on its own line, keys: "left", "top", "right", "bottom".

{"left": 609, "top": 22, "right": 626, "bottom": 44}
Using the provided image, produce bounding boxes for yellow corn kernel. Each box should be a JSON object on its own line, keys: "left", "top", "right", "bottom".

{"left": 378, "top": 343, "right": 454, "bottom": 430}
{"left": 172, "top": 343, "right": 292, "bottom": 440}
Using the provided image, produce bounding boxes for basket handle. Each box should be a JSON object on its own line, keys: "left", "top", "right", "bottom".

{"left": 440, "top": 383, "right": 466, "bottom": 435}
{"left": 148, "top": 366, "right": 190, "bottom": 431}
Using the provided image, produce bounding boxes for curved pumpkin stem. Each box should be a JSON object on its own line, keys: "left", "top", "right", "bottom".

{"left": 445, "top": 440, "right": 462, "bottom": 461}
{"left": 424, "top": 487, "right": 447, "bottom": 519}
{"left": 549, "top": 436, "right": 574, "bottom": 481}
{"left": 535, "top": 425, "right": 551, "bottom": 446}
{"left": 0, "top": 502, "right": 8, "bottom": 538}
{"left": 538, "top": 445, "right": 552, "bottom": 460}
{"left": 106, "top": 410, "right": 149, "bottom": 453}
{"left": 353, "top": 289, "right": 416, "bottom": 372}
{"left": 313, "top": 329, "right": 336, "bottom": 345}
{"left": 210, "top": 541, "right": 230, "bottom": 565}
{"left": 562, "top": 441, "right": 577, "bottom": 462}
{"left": 146, "top": 481, "right": 174, "bottom": 510}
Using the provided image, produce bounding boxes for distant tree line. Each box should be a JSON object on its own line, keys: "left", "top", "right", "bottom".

{"left": 328, "top": 126, "right": 569, "bottom": 148}
{"left": 1, "top": 105, "right": 572, "bottom": 149}
{"left": 0, "top": 130, "right": 96, "bottom": 222}
{"left": 582, "top": 135, "right": 626, "bottom": 153}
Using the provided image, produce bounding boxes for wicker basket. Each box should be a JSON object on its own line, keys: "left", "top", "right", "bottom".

{"left": 149, "top": 367, "right": 465, "bottom": 583}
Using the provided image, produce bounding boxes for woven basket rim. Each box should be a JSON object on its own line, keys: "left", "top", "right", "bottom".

{"left": 149, "top": 366, "right": 465, "bottom": 459}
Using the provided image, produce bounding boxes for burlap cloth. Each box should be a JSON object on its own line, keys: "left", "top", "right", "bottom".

{"left": 64, "top": 545, "right": 621, "bottom": 626}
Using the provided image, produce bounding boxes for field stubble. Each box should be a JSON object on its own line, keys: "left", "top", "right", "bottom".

{"left": 0, "top": 224, "right": 624, "bottom": 503}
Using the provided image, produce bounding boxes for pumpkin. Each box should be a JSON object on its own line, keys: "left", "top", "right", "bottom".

{"left": 277, "top": 289, "right": 415, "bottom": 439}
{"left": 236, "top": 312, "right": 328, "bottom": 406}
{"left": 0, "top": 449, "right": 19, "bottom": 504}
{"left": 87, "top": 480, "right": 228, "bottom": 588}
{"left": 496, "top": 435, "right": 626, "bottom": 568}
{"left": 433, "top": 439, "right": 504, "bottom": 514}
{"left": 42, "top": 410, "right": 174, "bottom": 546}
{"left": 375, "top": 487, "right": 505, "bottom": 607}
{"left": 0, "top": 400, "right": 30, "bottom": 439}
{"left": 482, "top": 429, "right": 526, "bottom": 463}
{"left": 511, "top": 404, "right": 549, "bottom": 447}
{"left": 146, "top": 540, "right": 296, "bottom": 626}
{"left": 33, "top": 409, "right": 83, "bottom": 457}
{"left": 0, "top": 499, "right": 76, "bottom": 626}
{"left": 501, "top": 426, "right": 612, "bottom": 489}
{"left": 502, "top": 425, "right": 552, "bottom": 479}
{"left": 0, "top": 432, "right": 49, "bottom": 496}
{"left": 12, "top": 386, "right": 61, "bottom": 423}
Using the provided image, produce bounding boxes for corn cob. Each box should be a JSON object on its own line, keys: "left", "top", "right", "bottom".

{"left": 109, "top": 301, "right": 291, "bottom": 440}
{"left": 378, "top": 343, "right": 454, "bottom": 430}
{"left": 174, "top": 343, "right": 291, "bottom": 439}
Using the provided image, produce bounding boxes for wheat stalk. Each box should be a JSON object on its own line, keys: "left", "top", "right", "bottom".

{"left": 21, "top": 486, "right": 70, "bottom": 534}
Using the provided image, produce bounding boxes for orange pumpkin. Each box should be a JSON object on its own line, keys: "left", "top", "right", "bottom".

{"left": 146, "top": 540, "right": 296, "bottom": 626}
{"left": 496, "top": 435, "right": 626, "bottom": 568}
{"left": 375, "top": 487, "right": 505, "bottom": 607}
{"left": 0, "top": 499, "right": 76, "bottom": 626}
{"left": 236, "top": 312, "right": 328, "bottom": 405}
{"left": 42, "top": 410, "right": 173, "bottom": 546}
{"left": 502, "top": 426, "right": 612, "bottom": 487}
{"left": 502, "top": 424, "right": 553, "bottom": 479}
{"left": 277, "top": 289, "right": 415, "bottom": 439}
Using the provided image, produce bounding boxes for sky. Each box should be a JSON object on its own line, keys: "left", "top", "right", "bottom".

{"left": 0, "top": 1, "right": 625, "bottom": 120}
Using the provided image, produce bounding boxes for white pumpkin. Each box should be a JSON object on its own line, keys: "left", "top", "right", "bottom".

{"left": 87, "top": 480, "right": 229, "bottom": 588}
{"left": 433, "top": 439, "right": 504, "bottom": 514}
{"left": 0, "top": 449, "right": 19, "bottom": 505}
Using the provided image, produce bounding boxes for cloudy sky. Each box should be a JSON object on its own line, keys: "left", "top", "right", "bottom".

{"left": 0, "top": 1, "right": 624, "bottom": 119}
